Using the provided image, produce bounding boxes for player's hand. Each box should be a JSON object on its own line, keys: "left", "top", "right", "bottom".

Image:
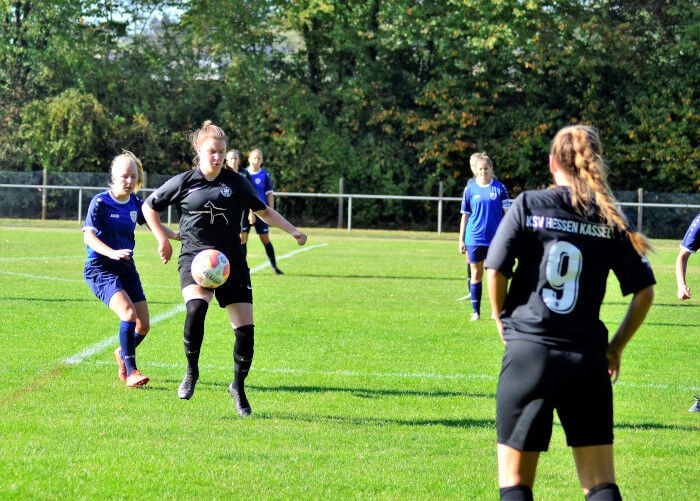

{"left": 292, "top": 230, "right": 307, "bottom": 246}
{"left": 111, "top": 249, "right": 133, "bottom": 261}
{"left": 678, "top": 285, "right": 691, "bottom": 301}
{"left": 606, "top": 348, "right": 622, "bottom": 383}
{"left": 459, "top": 242, "right": 466, "bottom": 254}
{"left": 158, "top": 239, "right": 173, "bottom": 264}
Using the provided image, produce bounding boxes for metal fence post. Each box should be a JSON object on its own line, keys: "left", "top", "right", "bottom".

{"left": 438, "top": 181, "right": 444, "bottom": 235}
{"left": 637, "top": 188, "right": 644, "bottom": 232}
{"left": 41, "top": 168, "right": 48, "bottom": 220}
{"left": 347, "top": 196, "right": 352, "bottom": 232}
{"left": 338, "top": 178, "right": 344, "bottom": 229}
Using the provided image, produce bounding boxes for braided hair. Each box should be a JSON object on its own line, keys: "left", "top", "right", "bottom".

{"left": 550, "top": 125, "right": 651, "bottom": 256}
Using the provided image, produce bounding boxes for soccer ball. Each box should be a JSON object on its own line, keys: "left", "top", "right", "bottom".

{"left": 191, "top": 249, "right": 230, "bottom": 288}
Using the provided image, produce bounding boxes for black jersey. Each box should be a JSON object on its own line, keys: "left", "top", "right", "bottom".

{"left": 486, "top": 186, "right": 655, "bottom": 350}
{"left": 146, "top": 167, "right": 266, "bottom": 261}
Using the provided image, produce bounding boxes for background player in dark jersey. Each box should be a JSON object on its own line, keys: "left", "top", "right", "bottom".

{"left": 225, "top": 148, "right": 253, "bottom": 252}
{"left": 486, "top": 125, "right": 655, "bottom": 501}
{"left": 459, "top": 153, "right": 510, "bottom": 321}
{"left": 142, "top": 121, "right": 307, "bottom": 416}
{"left": 83, "top": 151, "right": 180, "bottom": 388}
{"left": 675, "top": 211, "right": 699, "bottom": 301}
{"left": 241, "top": 148, "right": 284, "bottom": 274}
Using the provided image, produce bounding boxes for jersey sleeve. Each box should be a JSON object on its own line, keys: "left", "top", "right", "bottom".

{"left": 239, "top": 175, "right": 267, "bottom": 212}
{"left": 264, "top": 171, "right": 274, "bottom": 195}
{"left": 680, "top": 212, "right": 700, "bottom": 253}
{"left": 145, "top": 174, "right": 185, "bottom": 212}
{"left": 485, "top": 193, "right": 525, "bottom": 278}
{"left": 612, "top": 237, "right": 656, "bottom": 296}
{"left": 500, "top": 182, "right": 511, "bottom": 210}
{"left": 134, "top": 194, "right": 147, "bottom": 226}
{"left": 83, "top": 194, "right": 103, "bottom": 233}
{"left": 460, "top": 185, "right": 471, "bottom": 214}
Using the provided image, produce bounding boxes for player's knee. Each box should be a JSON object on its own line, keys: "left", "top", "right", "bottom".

{"left": 136, "top": 318, "right": 150, "bottom": 336}
{"left": 186, "top": 298, "right": 209, "bottom": 321}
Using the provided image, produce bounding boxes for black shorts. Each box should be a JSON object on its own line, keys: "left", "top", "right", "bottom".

{"left": 178, "top": 252, "right": 253, "bottom": 308}
{"left": 496, "top": 340, "right": 613, "bottom": 451}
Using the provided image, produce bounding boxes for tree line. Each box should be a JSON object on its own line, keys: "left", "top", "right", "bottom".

{"left": 1, "top": 1, "right": 697, "bottom": 226}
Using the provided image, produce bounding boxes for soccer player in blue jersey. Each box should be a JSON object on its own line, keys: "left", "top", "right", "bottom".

{"left": 241, "top": 148, "right": 284, "bottom": 274}
{"left": 675, "top": 212, "right": 700, "bottom": 412}
{"left": 83, "top": 151, "right": 180, "bottom": 388}
{"left": 142, "top": 122, "right": 306, "bottom": 416}
{"left": 486, "top": 125, "right": 655, "bottom": 501}
{"left": 459, "top": 153, "right": 510, "bottom": 320}
{"left": 676, "top": 211, "right": 700, "bottom": 301}
{"left": 225, "top": 149, "right": 253, "bottom": 248}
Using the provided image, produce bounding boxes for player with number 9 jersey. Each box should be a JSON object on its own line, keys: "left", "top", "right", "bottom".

{"left": 486, "top": 186, "right": 655, "bottom": 349}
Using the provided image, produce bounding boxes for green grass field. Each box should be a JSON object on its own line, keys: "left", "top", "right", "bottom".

{"left": 0, "top": 221, "right": 698, "bottom": 500}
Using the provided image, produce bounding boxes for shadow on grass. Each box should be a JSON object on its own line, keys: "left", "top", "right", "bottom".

{"left": 614, "top": 421, "right": 700, "bottom": 432}
{"left": 241, "top": 411, "right": 495, "bottom": 429}
{"left": 250, "top": 383, "right": 494, "bottom": 400}
{"left": 275, "top": 272, "right": 463, "bottom": 282}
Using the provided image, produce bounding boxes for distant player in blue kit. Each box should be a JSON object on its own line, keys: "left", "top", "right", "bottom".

{"left": 142, "top": 121, "right": 306, "bottom": 416}
{"left": 676, "top": 211, "right": 700, "bottom": 301}
{"left": 486, "top": 125, "right": 655, "bottom": 501}
{"left": 83, "top": 151, "right": 180, "bottom": 388}
{"left": 459, "top": 153, "right": 510, "bottom": 320}
{"left": 225, "top": 149, "right": 253, "bottom": 247}
{"left": 241, "top": 148, "right": 284, "bottom": 274}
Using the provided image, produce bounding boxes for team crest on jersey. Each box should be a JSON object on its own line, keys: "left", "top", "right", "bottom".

{"left": 130, "top": 210, "right": 137, "bottom": 223}
{"left": 220, "top": 184, "right": 232, "bottom": 197}
{"left": 490, "top": 191, "right": 498, "bottom": 200}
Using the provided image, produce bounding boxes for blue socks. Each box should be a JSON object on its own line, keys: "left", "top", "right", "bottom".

{"left": 470, "top": 282, "right": 482, "bottom": 315}
{"left": 119, "top": 320, "right": 137, "bottom": 374}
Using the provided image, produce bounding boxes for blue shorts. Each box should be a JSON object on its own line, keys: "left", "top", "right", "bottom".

{"left": 179, "top": 252, "right": 253, "bottom": 308}
{"left": 496, "top": 340, "right": 613, "bottom": 451}
{"left": 84, "top": 258, "right": 146, "bottom": 306}
{"left": 466, "top": 245, "right": 489, "bottom": 264}
{"left": 242, "top": 218, "right": 269, "bottom": 235}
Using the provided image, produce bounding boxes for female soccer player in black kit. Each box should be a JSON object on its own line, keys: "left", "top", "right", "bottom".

{"left": 486, "top": 125, "right": 655, "bottom": 501}
{"left": 142, "top": 121, "right": 307, "bottom": 416}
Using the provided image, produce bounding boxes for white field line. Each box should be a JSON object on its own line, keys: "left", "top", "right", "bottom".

{"left": 63, "top": 243, "right": 328, "bottom": 365}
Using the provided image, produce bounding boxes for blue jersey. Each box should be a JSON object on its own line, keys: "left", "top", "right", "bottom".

{"left": 83, "top": 191, "right": 146, "bottom": 261}
{"left": 680, "top": 212, "right": 700, "bottom": 253}
{"left": 461, "top": 179, "right": 510, "bottom": 246}
{"left": 246, "top": 168, "right": 273, "bottom": 201}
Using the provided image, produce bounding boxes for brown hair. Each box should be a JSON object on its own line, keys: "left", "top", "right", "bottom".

{"left": 550, "top": 125, "right": 651, "bottom": 255}
{"left": 110, "top": 150, "right": 144, "bottom": 191}
{"left": 190, "top": 120, "right": 227, "bottom": 167}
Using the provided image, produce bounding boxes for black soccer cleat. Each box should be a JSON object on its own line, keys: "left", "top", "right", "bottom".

{"left": 689, "top": 395, "right": 700, "bottom": 413}
{"left": 228, "top": 382, "right": 252, "bottom": 416}
{"left": 178, "top": 369, "right": 199, "bottom": 400}
{"left": 273, "top": 267, "right": 284, "bottom": 275}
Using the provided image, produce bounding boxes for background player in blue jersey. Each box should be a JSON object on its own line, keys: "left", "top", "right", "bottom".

{"left": 83, "top": 151, "right": 180, "bottom": 388}
{"left": 676, "top": 211, "right": 700, "bottom": 301}
{"left": 142, "top": 121, "right": 306, "bottom": 416}
{"left": 486, "top": 125, "right": 655, "bottom": 501}
{"left": 459, "top": 153, "right": 510, "bottom": 320}
{"left": 241, "top": 148, "right": 284, "bottom": 274}
{"left": 225, "top": 149, "right": 253, "bottom": 249}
